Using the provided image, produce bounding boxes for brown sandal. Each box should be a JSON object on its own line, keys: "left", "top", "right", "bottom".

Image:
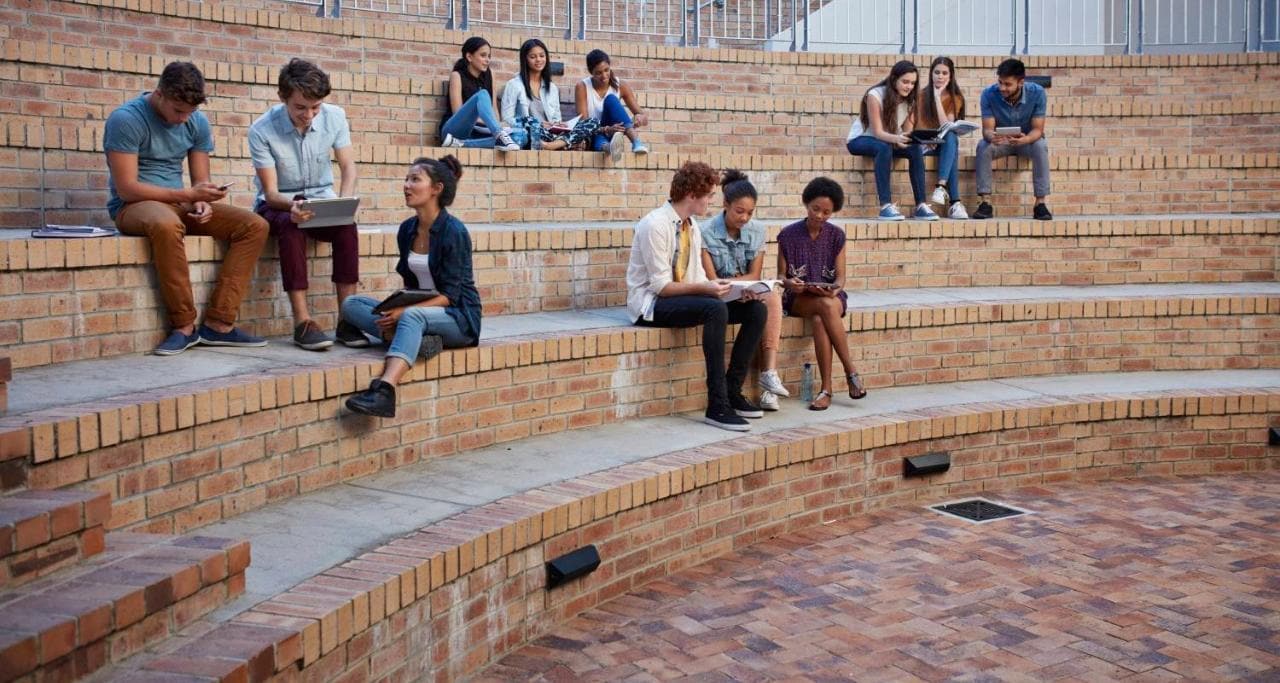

{"left": 809, "top": 390, "right": 832, "bottom": 411}
{"left": 848, "top": 373, "right": 867, "bottom": 400}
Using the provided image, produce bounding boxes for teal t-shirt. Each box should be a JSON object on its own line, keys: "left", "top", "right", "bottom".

{"left": 103, "top": 93, "right": 213, "bottom": 219}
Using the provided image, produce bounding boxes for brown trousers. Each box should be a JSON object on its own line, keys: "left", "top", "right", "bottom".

{"left": 115, "top": 201, "right": 268, "bottom": 329}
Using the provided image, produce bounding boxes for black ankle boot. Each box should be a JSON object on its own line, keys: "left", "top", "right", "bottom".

{"left": 346, "top": 379, "right": 396, "bottom": 417}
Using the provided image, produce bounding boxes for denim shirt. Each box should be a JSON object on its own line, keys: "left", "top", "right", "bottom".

{"left": 979, "top": 81, "right": 1047, "bottom": 135}
{"left": 248, "top": 103, "right": 351, "bottom": 209}
{"left": 395, "top": 210, "right": 483, "bottom": 345}
{"left": 699, "top": 212, "right": 765, "bottom": 278}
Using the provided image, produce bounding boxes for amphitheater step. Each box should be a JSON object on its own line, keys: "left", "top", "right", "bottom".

{"left": 0, "top": 531, "right": 249, "bottom": 682}
{"left": 0, "top": 488, "right": 110, "bottom": 588}
{"left": 92, "top": 368, "right": 1280, "bottom": 681}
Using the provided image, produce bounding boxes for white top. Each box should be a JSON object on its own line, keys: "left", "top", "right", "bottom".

{"left": 406, "top": 251, "right": 436, "bottom": 291}
{"left": 500, "top": 77, "right": 562, "bottom": 128}
{"left": 580, "top": 76, "right": 621, "bottom": 121}
{"left": 626, "top": 201, "right": 708, "bottom": 323}
{"left": 847, "top": 85, "right": 909, "bottom": 141}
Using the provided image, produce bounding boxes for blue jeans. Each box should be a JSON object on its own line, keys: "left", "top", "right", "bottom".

{"left": 847, "top": 136, "right": 927, "bottom": 206}
{"left": 441, "top": 91, "right": 502, "bottom": 148}
{"left": 590, "top": 94, "right": 633, "bottom": 151}
{"left": 341, "top": 295, "right": 471, "bottom": 364}
{"left": 923, "top": 131, "right": 961, "bottom": 202}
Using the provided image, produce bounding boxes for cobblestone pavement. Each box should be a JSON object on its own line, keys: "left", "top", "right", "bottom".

{"left": 482, "top": 473, "right": 1280, "bottom": 682}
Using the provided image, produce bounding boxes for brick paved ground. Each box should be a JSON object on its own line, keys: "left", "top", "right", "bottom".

{"left": 483, "top": 473, "right": 1280, "bottom": 682}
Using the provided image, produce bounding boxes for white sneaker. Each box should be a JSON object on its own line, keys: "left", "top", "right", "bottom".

{"left": 760, "top": 391, "right": 780, "bottom": 411}
{"left": 757, "top": 369, "right": 790, "bottom": 397}
{"left": 948, "top": 202, "right": 969, "bottom": 219}
{"left": 632, "top": 140, "right": 649, "bottom": 155}
{"left": 495, "top": 130, "right": 520, "bottom": 152}
{"left": 607, "top": 131, "right": 626, "bottom": 162}
{"left": 441, "top": 133, "right": 464, "bottom": 148}
{"left": 930, "top": 185, "right": 949, "bottom": 206}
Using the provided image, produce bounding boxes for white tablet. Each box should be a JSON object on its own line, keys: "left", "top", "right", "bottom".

{"left": 995, "top": 126, "right": 1023, "bottom": 136}
{"left": 298, "top": 197, "right": 360, "bottom": 228}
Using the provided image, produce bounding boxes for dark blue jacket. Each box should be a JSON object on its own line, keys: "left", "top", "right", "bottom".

{"left": 394, "top": 210, "right": 482, "bottom": 345}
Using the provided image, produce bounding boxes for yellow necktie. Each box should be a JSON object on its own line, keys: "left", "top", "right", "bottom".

{"left": 674, "top": 220, "right": 691, "bottom": 282}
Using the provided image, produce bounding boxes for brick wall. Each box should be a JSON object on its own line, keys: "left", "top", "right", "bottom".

{"left": 1, "top": 217, "right": 1275, "bottom": 369}
{"left": 193, "top": 388, "right": 1279, "bottom": 681}
{"left": 0, "top": 295, "right": 1273, "bottom": 534}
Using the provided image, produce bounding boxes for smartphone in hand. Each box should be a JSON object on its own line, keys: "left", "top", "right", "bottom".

{"left": 217, "top": 181, "right": 236, "bottom": 191}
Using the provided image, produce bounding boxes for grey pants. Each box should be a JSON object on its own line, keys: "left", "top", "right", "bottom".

{"left": 975, "top": 137, "right": 1051, "bottom": 198}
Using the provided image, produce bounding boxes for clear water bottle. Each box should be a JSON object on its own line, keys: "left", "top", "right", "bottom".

{"left": 800, "top": 363, "right": 814, "bottom": 403}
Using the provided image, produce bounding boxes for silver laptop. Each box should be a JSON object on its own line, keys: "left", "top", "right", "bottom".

{"left": 297, "top": 197, "right": 360, "bottom": 228}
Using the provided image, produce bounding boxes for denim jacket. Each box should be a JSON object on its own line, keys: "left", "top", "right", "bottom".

{"left": 699, "top": 212, "right": 765, "bottom": 278}
{"left": 395, "top": 210, "right": 482, "bottom": 345}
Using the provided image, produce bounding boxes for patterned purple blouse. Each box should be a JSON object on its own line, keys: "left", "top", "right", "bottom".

{"left": 776, "top": 219, "right": 848, "bottom": 315}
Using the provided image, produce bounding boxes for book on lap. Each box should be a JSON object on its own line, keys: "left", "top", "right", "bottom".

{"left": 907, "top": 120, "right": 980, "bottom": 144}
{"left": 373, "top": 288, "right": 440, "bottom": 313}
{"left": 720, "top": 280, "right": 780, "bottom": 303}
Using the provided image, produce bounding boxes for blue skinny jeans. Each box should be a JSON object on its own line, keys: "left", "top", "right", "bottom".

{"left": 441, "top": 91, "right": 503, "bottom": 148}
{"left": 590, "top": 94, "right": 634, "bottom": 151}
{"left": 341, "top": 295, "right": 471, "bottom": 365}
{"left": 923, "top": 131, "right": 961, "bottom": 202}
{"left": 846, "top": 135, "right": 927, "bottom": 206}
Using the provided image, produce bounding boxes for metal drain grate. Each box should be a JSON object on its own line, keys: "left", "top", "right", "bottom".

{"left": 931, "top": 498, "right": 1028, "bottom": 523}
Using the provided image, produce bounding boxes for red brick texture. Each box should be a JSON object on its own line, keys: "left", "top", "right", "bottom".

{"left": 0, "top": 531, "right": 248, "bottom": 682}
{"left": 96, "top": 388, "right": 1280, "bottom": 681}
{"left": 0, "top": 488, "right": 109, "bottom": 588}
{"left": 1, "top": 217, "right": 1275, "bottom": 369}
{"left": 0, "top": 293, "right": 1273, "bottom": 537}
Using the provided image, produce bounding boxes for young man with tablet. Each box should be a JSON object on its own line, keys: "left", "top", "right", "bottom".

{"left": 973, "top": 58, "right": 1053, "bottom": 221}
{"left": 105, "top": 62, "right": 270, "bottom": 356}
{"left": 249, "top": 59, "right": 364, "bottom": 350}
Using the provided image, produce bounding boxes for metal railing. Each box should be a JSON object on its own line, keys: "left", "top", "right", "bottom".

{"left": 295, "top": 0, "right": 1277, "bottom": 53}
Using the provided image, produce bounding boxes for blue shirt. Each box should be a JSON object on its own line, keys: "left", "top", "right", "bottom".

{"left": 979, "top": 81, "right": 1047, "bottom": 134}
{"left": 103, "top": 93, "right": 214, "bottom": 219}
{"left": 395, "top": 210, "right": 482, "bottom": 345}
{"left": 248, "top": 103, "right": 352, "bottom": 209}
{"left": 699, "top": 213, "right": 766, "bottom": 278}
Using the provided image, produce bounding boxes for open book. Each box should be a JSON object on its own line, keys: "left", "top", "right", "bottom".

{"left": 907, "top": 120, "right": 980, "bottom": 144}
{"left": 31, "top": 224, "right": 118, "bottom": 238}
{"left": 720, "top": 280, "right": 779, "bottom": 303}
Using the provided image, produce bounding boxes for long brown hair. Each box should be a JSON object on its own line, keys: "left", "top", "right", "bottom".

{"left": 918, "top": 56, "right": 966, "bottom": 129}
{"left": 858, "top": 60, "right": 918, "bottom": 134}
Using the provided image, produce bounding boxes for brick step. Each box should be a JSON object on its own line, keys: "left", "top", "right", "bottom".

{"left": 90, "top": 372, "right": 1280, "bottom": 681}
{"left": 0, "top": 284, "right": 1274, "bottom": 537}
{"left": 4, "top": 139, "right": 1279, "bottom": 228}
{"left": 0, "top": 489, "right": 110, "bottom": 589}
{"left": 0, "top": 530, "right": 249, "bottom": 682}
{"left": 2, "top": 214, "right": 1276, "bottom": 369}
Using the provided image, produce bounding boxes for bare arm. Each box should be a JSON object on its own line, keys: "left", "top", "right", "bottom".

{"left": 574, "top": 81, "right": 589, "bottom": 120}
{"left": 447, "top": 71, "right": 464, "bottom": 114}
{"left": 1009, "top": 116, "right": 1045, "bottom": 146}
{"left": 866, "top": 96, "right": 909, "bottom": 147}
{"left": 106, "top": 151, "right": 224, "bottom": 205}
{"left": 335, "top": 145, "right": 358, "bottom": 197}
{"left": 619, "top": 82, "right": 647, "bottom": 127}
{"left": 254, "top": 165, "right": 295, "bottom": 212}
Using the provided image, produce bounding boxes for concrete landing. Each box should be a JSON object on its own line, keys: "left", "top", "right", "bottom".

{"left": 9, "top": 282, "right": 1279, "bottom": 415}
{"left": 194, "top": 368, "right": 1280, "bottom": 622}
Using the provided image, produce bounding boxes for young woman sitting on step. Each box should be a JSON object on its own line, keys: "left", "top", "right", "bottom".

{"left": 846, "top": 60, "right": 938, "bottom": 222}
{"left": 575, "top": 49, "right": 650, "bottom": 162}
{"left": 918, "top": 56, "right": 970, "bottom": 219}
{"left": 341, "top": 156, "right": 482, "bottom": 418}
{"left": 500, "top": 38, "right": 598, "bottom": 151}
{"left": 439, "top": 36, "right": 520, "bottom": 151}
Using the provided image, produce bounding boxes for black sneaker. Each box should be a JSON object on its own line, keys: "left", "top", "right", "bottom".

{"left": 335, "top": 320, "right": 371, "bottom": 348}
{"left": 703, "top": 407, "right": 750, "bottom": 432}
{"left": 293, "top": 320, "right": 334, "bottom": 351}
{"left": 1033, "top": 203, "right": 1053, "bottom": 220}
{"left": 419, "top": 334, "right": 444, "bottom": 360}
{"left": 346, "top": 379, "right": 396, "bottom": 418}
{"left": 972, "top": 201, "right": 994, "bottom": 219}
{"left": 729, "top": 393, "right": 764, "bottom": 419}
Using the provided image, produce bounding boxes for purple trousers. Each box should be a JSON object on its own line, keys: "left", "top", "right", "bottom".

{"left": 258, "top": 206, "right": 359, "bottom": 292}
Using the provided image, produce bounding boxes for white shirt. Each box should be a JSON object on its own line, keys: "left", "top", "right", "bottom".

{"left": 580, "top": 76, "right": 621, "bottom": 120}
{"left": 406, "top": 251, "right": 436, "bottom": 291}
{"left": 847, "top": 85, "right": 909, "bottom": 141}
{"left": 626, "top": 201, "right": 708, "bottom": 323}
{"left": 500, "top": 77, "right": 562, "bottom": 128}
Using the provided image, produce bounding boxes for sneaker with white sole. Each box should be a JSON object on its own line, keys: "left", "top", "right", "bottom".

{"left": 441, "top": 133, "right": 464, "bottom": 148}
{"left": 759, "top": 391, "right": 780, "bottom": 411}
{"left": 607, "top": 131, "right": 626, "bottom": 162}
{"left": 757, "top": 369, "right": 790, "bottom": 397}
{"left": 948, "top": 202, "right": 969, "bottom": 219}
{"left": 704, "top": 407, "right": 750, "bottom": 432}
{"left": 913, "top": 204, "right": 940, "bottom": 221}
{"left": 632, "top": 140, "right": 649, "bottom": 154}
{"left": 495, "top": 130, "right": 520, "bottom": 152}
{"left": 930, "top": 185, "right": 949, "bottom": 206}
{"left": 878, "top": 203, "right": 905, "bottom": 221}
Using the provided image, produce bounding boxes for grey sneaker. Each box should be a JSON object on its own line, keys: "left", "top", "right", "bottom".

{"left": 335, "top": 320, "right": 371, "bottom": 348}
{"left": 293, "top": 320, "right": 334, "bottom": 351}
{"left": 760, "top": 391, "right": 780, "bottom": 411}
{"left": 607, "top": 131, "right": 626, "bottom": 162}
